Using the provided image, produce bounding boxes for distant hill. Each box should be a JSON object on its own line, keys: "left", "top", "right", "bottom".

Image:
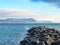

{"left": 0, "top": 18, "right": 53, "bottom": 23}
{"left": 37, "top": 20, "right": 53, "bottom": 23}
{"left": 0, "top": 18, "right": 36, "bottom": 23}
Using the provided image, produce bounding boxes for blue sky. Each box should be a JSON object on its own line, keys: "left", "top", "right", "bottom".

{"left": 0, "top": 0, "right": 60, "bottom": 22}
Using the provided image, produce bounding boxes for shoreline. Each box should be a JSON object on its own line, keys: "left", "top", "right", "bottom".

{"left": 0, "top": 23, "right": 60, "bottom": 24}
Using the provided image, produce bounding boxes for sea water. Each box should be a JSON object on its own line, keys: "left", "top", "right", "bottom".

{"left": 0, "top": 23, "right": 60, "bottom": 45}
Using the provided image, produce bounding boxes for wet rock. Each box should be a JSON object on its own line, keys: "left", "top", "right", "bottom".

{"left": 20, "top": 40, "right": 29, "bottom": 45}
{"left": 20, "top": 26, "right": 60, "bottom": 45}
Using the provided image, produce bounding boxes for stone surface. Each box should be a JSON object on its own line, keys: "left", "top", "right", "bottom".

{"left": 20, "top": 26, "right": 60, "bottom": 45}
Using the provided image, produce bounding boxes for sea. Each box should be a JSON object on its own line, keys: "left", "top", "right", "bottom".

{"left": 0, "top": 23, "right": 60, "bottom": 45}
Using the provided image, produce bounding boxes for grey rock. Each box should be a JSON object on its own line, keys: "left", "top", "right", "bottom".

{"left": 20, "top": 26, "right": 60, "bottom": 45}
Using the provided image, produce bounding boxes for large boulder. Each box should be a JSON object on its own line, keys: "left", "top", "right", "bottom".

{"left": 20, "top": 26, "right": 60, "bottom": 45}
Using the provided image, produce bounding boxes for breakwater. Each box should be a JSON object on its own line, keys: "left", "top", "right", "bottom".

{"left": 20, "top": 26, "right": 60, "bottom": 45}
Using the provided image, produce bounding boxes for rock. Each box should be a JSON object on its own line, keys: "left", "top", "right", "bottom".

{"left": 20, "top": 40, "right": 29, "bottom": 45}
{"left": 20, "top": 26, "right": 60, "bottom": 45}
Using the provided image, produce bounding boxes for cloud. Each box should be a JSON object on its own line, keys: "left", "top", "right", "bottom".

{"left": 0, "top": 8, "right": 60, "bottom": 22}
{"left": 0, "top": 8, "right": 42, "bottom": 18}
{"left": 31, "top": 0, "right": 60, "bottom": 7}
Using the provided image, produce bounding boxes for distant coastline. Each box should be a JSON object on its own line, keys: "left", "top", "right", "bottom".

{"left": 0, "top": 18, "right": 53, "bottom": 23}
{"left": 0, "top": 22, "right": 60, "bottom": 24}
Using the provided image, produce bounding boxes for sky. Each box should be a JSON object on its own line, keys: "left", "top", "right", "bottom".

{"left": 0, "top": 0, "right": 60, "bottom": 22}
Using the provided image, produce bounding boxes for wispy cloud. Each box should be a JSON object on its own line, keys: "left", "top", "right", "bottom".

{"left": 0, "top": 8, "right": 42, "bottom": 18}
{"left": 31, "top": 0, "right": 60, "bottom": 7}
{"left": 0, "top": 8, "right": 60, "bottom": 22}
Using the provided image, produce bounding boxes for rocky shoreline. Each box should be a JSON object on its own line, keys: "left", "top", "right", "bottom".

{"left": 20, "top": 26, "right": 60, "bottom": 45}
